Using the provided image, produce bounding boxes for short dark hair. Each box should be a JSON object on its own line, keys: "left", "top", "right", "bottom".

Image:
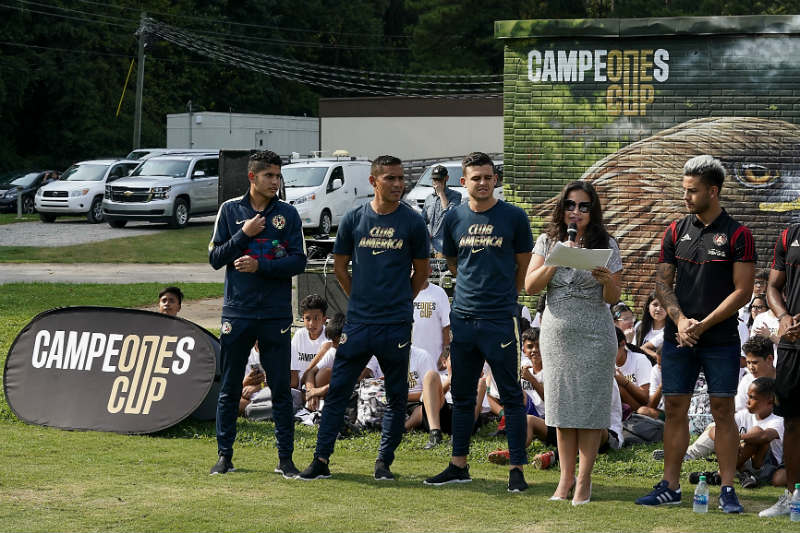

{"left": 755, "top": 268, "right": 770, "bottom": 282}
{"left": 300, "top": 294, "right": 328, "bottom": 315}
{"left": 683, "top": 154, "right": 725, "bottom": 191}
{"left": 750, "top": 376, "right": 776, "bottom": 399}
{"left": 326, "top": 312, "right": 345, "bottom": 341}
{"left": 742, "top": 335, "right": 773, "bottom": 359}
{"left": 248, "top": 150, "right": 282, "bottom": 173}
{"left": 371, "top": 155, "right": 402, "bottom": 176}
{"left": 461, "top": 151, "right": 494, "bottom": 173}
{"left": 159, "top": 286, "right": 183, "bottom": 304}
{"left": 615, "top": 327, "right": 627, "bottom": 345}
{"left": 522, "top": 327, "right": 540, "bottom": 344}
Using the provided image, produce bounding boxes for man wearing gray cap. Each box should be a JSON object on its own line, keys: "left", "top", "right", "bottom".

{"left": 422, "top": 165, "right": 461, "bottom": 256}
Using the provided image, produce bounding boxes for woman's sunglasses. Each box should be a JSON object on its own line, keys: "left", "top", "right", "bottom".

{"left": 564, "top": 199, "right": 592, "bottom": 213}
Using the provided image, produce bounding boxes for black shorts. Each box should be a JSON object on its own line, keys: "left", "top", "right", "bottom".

{"left": 775, "top": 347, "right": 800, "bottom": 418}
{"left": 422, "top": 402, "right": 453, "bottom": 435}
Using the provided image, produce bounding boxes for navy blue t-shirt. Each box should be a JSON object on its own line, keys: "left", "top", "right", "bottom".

{"left": 442, "top": 200, "right": 533, "bottom": 318}
{"left": 333, "top": 202, "right": 429, "bottom": 324}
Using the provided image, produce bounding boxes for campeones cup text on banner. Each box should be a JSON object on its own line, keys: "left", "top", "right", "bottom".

{"left": 3, "top": 307, "right": 217, "bottom": 434}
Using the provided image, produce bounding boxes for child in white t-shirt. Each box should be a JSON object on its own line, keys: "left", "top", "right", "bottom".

{"left": 735, "top": 336, "right": 775, "bottom": 413}
{"left": 412, "top": 279, "right": 451, "bottom": 370}
{"left": 290, "top": 294, "right": 329, "bottom": 389}
{"left": 614, "top": 327, "right": 652, "bottom": 411}
{"left": 686, "top": 377, "right": 785, "bottom": 489}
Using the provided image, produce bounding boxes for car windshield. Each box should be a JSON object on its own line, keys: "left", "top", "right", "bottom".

{"left": 130, "top": 159, "right": 190, "bottom": 178}
{"left": 9, "top": 172, "right": 39, "bottom": 187}
{"left": 61, "top": 164, "right": 108, "bottom": 182}
{"left": 282, "top": 167, "right": 327, "bottom": 187}
{"left": 126, "top": 150, "right": 151, "bottom": 160}
{"left": 416, "top": 165, "right": 463, "bottom": 188}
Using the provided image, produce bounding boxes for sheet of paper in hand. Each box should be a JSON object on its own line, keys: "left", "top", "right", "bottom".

{"left": 543, "top": 241, "right": 612, "bottom": 271}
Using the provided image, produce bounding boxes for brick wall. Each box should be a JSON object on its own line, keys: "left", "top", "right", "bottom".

{"left": 501, "top": 22, "right": 800, "bottom": 312}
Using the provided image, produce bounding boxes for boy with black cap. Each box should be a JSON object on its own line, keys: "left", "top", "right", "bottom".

{"left": 422, "top": 165, "right": 461, "bottom": 256}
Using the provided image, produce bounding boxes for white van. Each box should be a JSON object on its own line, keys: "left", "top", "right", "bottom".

{"left": 405, "top": 159, "right": 504, "bottom": 212}
{"left": 283, "top": 157, "right": 372, "bottom": 234}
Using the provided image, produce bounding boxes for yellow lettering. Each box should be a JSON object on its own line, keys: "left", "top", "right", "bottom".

{"left": 107, "top": 376, "right": 129, "bottom": 414}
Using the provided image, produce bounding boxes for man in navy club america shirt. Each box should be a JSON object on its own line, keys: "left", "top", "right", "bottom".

{"left": 424, "top": 152, "right": 534, "bottom": 493}
{"left": 208, "top": 150, "right": 307, "bottom": 477}
{"left": 636, "top": 155, "right": 755, "bottom": 513}
{"left": 299, "top": 155, "right": 429, "bottom": 481}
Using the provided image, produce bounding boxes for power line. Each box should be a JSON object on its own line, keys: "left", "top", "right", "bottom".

{"left": 73, "top": 0, "right": 411, "bottom": 39}
{"left": 146, "top": 19, "right": 501, "bottom": 98}
{"left": 150, "top": 19, "right": 501, "bottom": 81}
{"left": 0, "top": 2, "right": 135, "bottom": 29}
{"left": 0, "top": 40, "right": 219, "bottom": 65}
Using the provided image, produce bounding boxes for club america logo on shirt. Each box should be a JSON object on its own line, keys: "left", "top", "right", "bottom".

{"left": 221, "top": 321, "right": 232, "bottom": 335}
{"left": 713, "top": 233, "right": 728, "bottom": 247}
{"left": 272, "top": 214, "right": 286, "bottom": 230}
{"left": 339, "top": 332, "right": 348, "bottom": 344}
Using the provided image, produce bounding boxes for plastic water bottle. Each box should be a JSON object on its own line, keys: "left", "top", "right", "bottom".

{"left": 791, "top": 483, "right": 800, "bottom": 522}
{"left": 693, "top": 476, "right": 709, "bottom": 513}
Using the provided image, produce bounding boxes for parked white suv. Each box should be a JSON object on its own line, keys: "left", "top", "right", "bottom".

{"left": 283, "top": 157, "right": 373, "bottom": 234}
{"left": 405, "top": 159, "right": 504, "bottom": 212}
{"left": 35, "top": 159, "right": 140, "bottom": 223}
{"left": 102, "top": 153, "right": 219, "bottom": 229}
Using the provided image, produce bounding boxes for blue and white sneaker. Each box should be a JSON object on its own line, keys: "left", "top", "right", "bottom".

{"left": 635, "top": 480, "right": 682, "bottom": 506}
{"left": 718, "top": 485, "right": 744, "bottom": 514}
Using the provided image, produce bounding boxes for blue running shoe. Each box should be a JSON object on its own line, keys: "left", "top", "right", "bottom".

{"left": 718, "top": 485, "right": 743, "bottom": 514}
{"left": 635, "top": 480, "right": 682, "bottom": 506}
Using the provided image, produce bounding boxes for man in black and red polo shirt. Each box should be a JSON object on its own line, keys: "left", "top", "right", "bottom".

{"left": 636, "top": 155, "right": 755, "bottom": 514}
{"left": 759, "top": 226, "right": 800, "bottom": 518}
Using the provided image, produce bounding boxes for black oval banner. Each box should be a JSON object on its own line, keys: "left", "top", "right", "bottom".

{"left": 3, "top": 306, "right": 217, "bottom": 434}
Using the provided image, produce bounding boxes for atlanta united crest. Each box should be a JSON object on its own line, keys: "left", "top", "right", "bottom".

{"left": 272, "top": 214, "right": 286, "bottom": 230}
{"left": 713, "top": 233, "right": 728, "bottom": 247}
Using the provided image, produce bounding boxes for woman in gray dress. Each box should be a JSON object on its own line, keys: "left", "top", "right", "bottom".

{"left": 525, "top": 181, "right": 622, "bottom": 505}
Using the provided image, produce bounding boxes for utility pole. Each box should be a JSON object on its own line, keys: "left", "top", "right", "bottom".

{"left": 133, "top": 12, "right": 147, "bottom": 150}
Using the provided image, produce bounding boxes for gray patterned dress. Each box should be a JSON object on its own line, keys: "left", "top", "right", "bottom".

{"left": 534, "top": 233, "right": 623, "bottom": 429}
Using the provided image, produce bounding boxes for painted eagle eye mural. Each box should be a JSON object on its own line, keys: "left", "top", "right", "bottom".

{"left": 532, "top": 116, "right": 800, "bottom": 307}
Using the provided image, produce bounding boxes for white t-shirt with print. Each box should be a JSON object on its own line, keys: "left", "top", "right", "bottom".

{"left": 366, "top": 356, "right": 383, "bottom": 379}
{"left": 412, "top": 283, "right": 451, "bottom": 360}
{"left": 617, "top": 349, "right": 652, "bottom": 386}
{"left": 290, "top": 327, "right": 328, "bottom": 374}
{"left": 520, "top": 357, "right": 545, "bottom": 416}
{"left": 735, "top": 410, "right": 784, "bottom": 462}
{"left": 408, "top": 346, "right": 437, "bottom": 394}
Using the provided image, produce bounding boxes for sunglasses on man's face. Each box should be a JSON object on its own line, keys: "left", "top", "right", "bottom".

{"left": 564, "top": 199, "right": 592, "bottom": 213}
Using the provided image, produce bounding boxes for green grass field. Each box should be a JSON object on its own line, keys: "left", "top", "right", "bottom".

{"left": 0, "top": 284, "right": 797, "bottom": 532}
{"left": 0, "top": 225, "right": 213, "bottom": 263}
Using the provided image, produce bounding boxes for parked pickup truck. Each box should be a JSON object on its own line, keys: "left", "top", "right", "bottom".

{"left": 102, "top": 152, "right": 219, "bottom": 229}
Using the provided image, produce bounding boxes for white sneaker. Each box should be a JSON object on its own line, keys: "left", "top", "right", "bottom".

{"left": 758, "top": 489, "right": 791, "bottom": 518}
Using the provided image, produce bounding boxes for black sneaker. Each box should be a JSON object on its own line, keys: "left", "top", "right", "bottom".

{"left": 508, "top": 467, "right": 529, "bottom": 493}
{"left": 374, "top": 460, "right": 395, "bottom": 481}
{"left": 423, "top": 462, "right": 472, "bottom": 486}
{"left": 209, "top": 455, "right": 234, "bottom": 475}
{"left": 275, "top": 458, "right": 300, "bottom": 479}
{"left": 298, "top": 458, "right": 331, "bottom": 480}
{"left": 423, "top": 429, "right": 443, "bottom": 450}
